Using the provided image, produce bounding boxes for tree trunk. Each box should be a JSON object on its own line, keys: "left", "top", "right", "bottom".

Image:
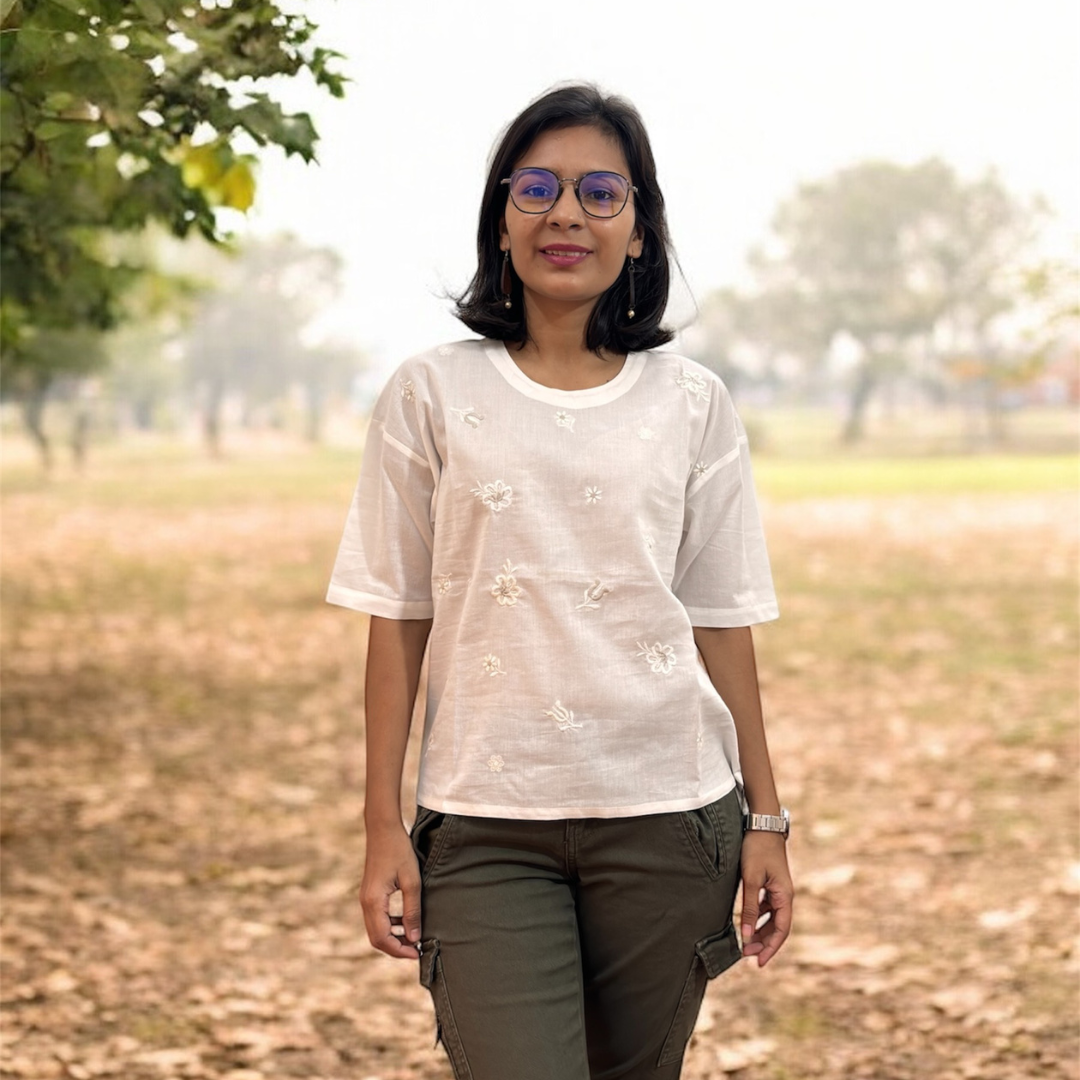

{"left": 203, "top": 381, "right": 224, "bottom": 457}
{"left": 305, "top": 383, "right": 324, "bottom": 443}
{"left": 841, "top": 364, "right": 878, "bottom": 443}
{"left": 21, "top": 375, "right": 53, "bottom": 473}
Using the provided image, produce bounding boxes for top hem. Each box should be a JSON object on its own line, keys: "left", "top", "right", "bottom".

{"left": 416, "top": 775, "right": 737, "bottom": 820}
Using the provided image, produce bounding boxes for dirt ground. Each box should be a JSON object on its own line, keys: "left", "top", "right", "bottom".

{"left": 2, "top": 457, "right": 1077, "bottom": 1080}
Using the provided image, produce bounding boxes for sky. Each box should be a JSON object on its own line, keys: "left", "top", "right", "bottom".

{"left": 239, "top": 0, "right": 1080, "bottom": 382}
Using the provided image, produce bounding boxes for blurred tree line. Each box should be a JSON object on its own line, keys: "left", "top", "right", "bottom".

{"left": 0, "top": 0, "right": 358, "bottom": 466}
{"left": 685, "top": 159, "right": 1077, "bottom": 445}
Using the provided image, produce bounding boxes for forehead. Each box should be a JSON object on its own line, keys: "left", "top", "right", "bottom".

{"left": 513, "top": 124, "right": 631, "bottom": 176}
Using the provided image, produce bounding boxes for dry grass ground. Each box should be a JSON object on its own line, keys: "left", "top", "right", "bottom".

{"left": 1, "top": 438, "right": 1077, "bottom": 1080}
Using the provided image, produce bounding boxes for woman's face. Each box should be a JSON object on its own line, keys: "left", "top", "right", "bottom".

{"left": 499, "top": 124, "right": 644, "bottom": 319}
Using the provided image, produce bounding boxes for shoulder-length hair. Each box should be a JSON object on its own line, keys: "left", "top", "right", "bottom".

{"left": 454, "top": 83, "right": 674, "bottom": 354}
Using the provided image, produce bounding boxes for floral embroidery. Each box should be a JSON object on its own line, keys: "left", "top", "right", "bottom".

{"left": 400, "top": 378, "right": 416, "bottom": 402}
{"left": 471, "top": 479, "right": 513, "bottom": 513}
{"left": 554, "top": 411, "right": 576, "bottom": 431}
{"left": 584, "top": 486, "right": 602, "bottom": 504}
{"left": 692, "top": 461, "right": 709, "bottom": 479}
{"left": 638, "top": 426, "right": 655, "bottom": 441}
{"left": 437, "top": 345, "right": 455, "bottom": 357}
{"left": 482, "top": 653, "right": 506, "bottom": 676}
{"left": 436, "top": 574, "right": 452, "bottom": 595}
{"left": 544, "top": 701, "right": 582, "bottom": 732}
{"left": 486, "top": 753, "right": 505, "bottom": 772}
{"left": 576, "top": 579, "right": 613, "bottom": 611}
{"left": 451, "top": 406, "right": 484, "bottom": 428}
{"left": 637, "top": 640, "right": 676, "bottom": 675}
{"left": 675, "top": 370, "right": 709, "bottom": 402}
{"left": 491, "top": 561, "right": 522, "bottom": 606}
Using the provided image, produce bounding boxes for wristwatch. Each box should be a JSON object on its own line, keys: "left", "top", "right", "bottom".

{"left": 745, "top": 807, "right": 790, "bottom": 838}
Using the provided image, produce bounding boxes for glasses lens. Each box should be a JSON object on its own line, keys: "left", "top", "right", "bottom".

{"left": 509, "top": 169, "right": 560, "bottom": 213}
{"left": 578, "top": 172, "right": 630, "bottom": 217}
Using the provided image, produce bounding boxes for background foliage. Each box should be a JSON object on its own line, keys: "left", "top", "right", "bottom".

{"left": 0, "top": 0, "right": 344, "bottom": 397}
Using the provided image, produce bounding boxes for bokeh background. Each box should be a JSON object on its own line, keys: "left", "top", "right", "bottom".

{"left": 2, "top": 2, "right": 1077, "bottom": 1078}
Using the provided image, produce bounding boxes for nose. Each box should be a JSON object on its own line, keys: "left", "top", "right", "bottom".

{"left": 546, "top": 179, "right": 583, "bottom": 226}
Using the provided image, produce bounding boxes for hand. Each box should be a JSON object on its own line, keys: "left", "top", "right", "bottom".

{"left": 739, "top": 831, "right": 794, "bottom": 968}
{"left": 360, "top": 822, "right": 423, "bottom": 960}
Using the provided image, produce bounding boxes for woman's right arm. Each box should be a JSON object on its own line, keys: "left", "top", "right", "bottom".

{"left": 359, "top": 614, "right": 433, "bottom": 960}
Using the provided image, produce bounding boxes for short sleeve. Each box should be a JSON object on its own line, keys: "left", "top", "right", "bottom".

{"left": 326, "top": 365, "right": 438, "bottom": 619}
{"left": 672, "top": 385, "right": 778, "bottom": 627}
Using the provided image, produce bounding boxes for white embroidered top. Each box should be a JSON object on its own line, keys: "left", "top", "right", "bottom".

{"left": 328, "top": 339, "right": 778, "bottom": 819}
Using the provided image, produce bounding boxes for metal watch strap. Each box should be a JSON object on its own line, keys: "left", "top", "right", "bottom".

{"left": 745, "top": 807, "right": 790, "bottom": 837}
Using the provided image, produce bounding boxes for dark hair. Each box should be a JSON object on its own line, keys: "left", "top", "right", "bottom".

{"left": 454, "top": 83, "right": 674, "bottom": 354}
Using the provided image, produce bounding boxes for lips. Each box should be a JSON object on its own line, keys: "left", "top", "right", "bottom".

{"left": 539, "top": 245, "right": 591, "bottom": 266}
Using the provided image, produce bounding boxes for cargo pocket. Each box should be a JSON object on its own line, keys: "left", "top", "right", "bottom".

{"left": 418, "top": 938, "right": 472, "bottom": 1080}
{"left": 656, "top": 923, "right": 742, "bottom": 1067}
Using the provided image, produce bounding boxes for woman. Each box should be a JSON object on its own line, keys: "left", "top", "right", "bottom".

{"left": 328, "top": 83, "right": 793, "bottom": 1080}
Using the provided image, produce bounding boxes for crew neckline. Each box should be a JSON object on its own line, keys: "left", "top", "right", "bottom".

{"left": 484, "top": 340, "right": 646, "bottom": 408}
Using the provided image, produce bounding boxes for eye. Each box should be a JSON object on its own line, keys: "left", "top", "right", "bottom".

{"left": 512, "top": 169, "right": 558, "bottom": 202}
{"left": 580, "top": 173, "right": 628, "bottom": 212}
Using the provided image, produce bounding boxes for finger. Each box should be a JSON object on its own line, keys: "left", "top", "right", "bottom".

{"left": 400, "top": 869, "right": 422, "bottom": 945}
{"left": 361, "top": 886, "right": 419, "bottom": 960}
{"left": 740, "top": 882, "right": 764, "bottom": 953}
{"left": 755, "top": 890, "right": 793, "bottom": 967}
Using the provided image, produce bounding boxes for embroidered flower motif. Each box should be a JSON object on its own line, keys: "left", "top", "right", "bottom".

{"left": 437, "top": 345, "right": 455, "bottom": 357}
{"left": 584, "top": 486, "right": 602, "bottom": 504}
{"left": 544, "top": 701, "right": 582, "bottom": 732}
{"left": 471, "top": 479, "right": 513, "bottom": 513}
{"left": 554, "top": 410, "right": 576, "bottom": 431}
{"left": 675, "top": 370, "right": 710, "bottom": 402}
{"left": 400, "top": 378, "right": 416, "bottom": 402}
{"left": 692, "top": 461, "right": 709, "bottom": 479}
{"left": 638, "top": 426, "right": 656, "bottom": 441}
{"left": 482, "top": 653, "right": 506, "bottom": 676}
{"left": 637, "top": 640, "right": 676, "bottom": 675}
{"left": 490, "top": 560, "right": 522, "bottom": 606}
{"left": 451, "top": 406, "right": 484, "bottom": 428}
{"left": 436, "top": 573, "right": 452, "bottom": 595}
{"left": 576, "top": 579, "right": 613, "bottom": 611}
{"left": 487, "top": 754, "right": 505, "bottom": 773}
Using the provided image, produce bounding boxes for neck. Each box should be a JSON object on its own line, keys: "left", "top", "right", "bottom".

{"left": 508, "top": 293, "right": 626, "bottom": 391}
{"left": 518, "top": 294, "right": 605, "bottom": 365}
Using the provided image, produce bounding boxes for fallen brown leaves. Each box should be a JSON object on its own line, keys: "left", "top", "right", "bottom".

{"left": 2, "top": 457, "right": 1077, "bottom": 1080}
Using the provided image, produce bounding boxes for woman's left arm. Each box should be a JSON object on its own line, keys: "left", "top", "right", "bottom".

{"left": 693, "top": 624, "right": 794, "bottom": 968}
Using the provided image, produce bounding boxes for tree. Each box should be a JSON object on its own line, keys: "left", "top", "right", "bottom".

{"left": 740, "top": 160, "right": 1039, "bottom": 440}
{"left": 0, "top": 0, "right": 345, "bottom": 450}
{"left": 181, "top": 234, "right": 361, "bottom": 452}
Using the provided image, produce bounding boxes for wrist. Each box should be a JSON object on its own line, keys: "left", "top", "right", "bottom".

{"left": 364, "top": 803, "right": 407, "bottom": 834}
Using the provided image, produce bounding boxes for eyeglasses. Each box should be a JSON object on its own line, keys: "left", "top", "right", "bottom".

{"left": 501, "top": 168, "right": 637, "bottom": 219}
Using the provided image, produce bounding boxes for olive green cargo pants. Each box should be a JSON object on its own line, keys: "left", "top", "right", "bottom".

{"left": 410, "top": 788, "right": 744, "bottom": 1080}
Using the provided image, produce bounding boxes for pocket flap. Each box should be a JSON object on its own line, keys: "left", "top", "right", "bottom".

{"left": 695, "top": 923, "right": 741, "bottom": 979}
{"left": 417, "top": 938, "right": 440, "bottom": 988}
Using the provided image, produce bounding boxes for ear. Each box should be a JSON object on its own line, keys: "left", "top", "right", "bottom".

{"left": 628, "top": 222, "right": 644, "bottom": 260}
{"left": 499, "top": 219, "right": 510, "bottom": 252}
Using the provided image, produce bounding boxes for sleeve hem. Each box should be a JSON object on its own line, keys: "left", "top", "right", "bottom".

{"left": 326, "top": 583, "right": 434, "bottom": 619}
{"left": 683, "top": 601, "right": 779, "bottom": 627}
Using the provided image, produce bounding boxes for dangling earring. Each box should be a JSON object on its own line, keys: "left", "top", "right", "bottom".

{"left": 626, "top": 256, "right": 637, "bottom": 319}
{"left": 501, "top": 250, "right": 512, "bottom": 309}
